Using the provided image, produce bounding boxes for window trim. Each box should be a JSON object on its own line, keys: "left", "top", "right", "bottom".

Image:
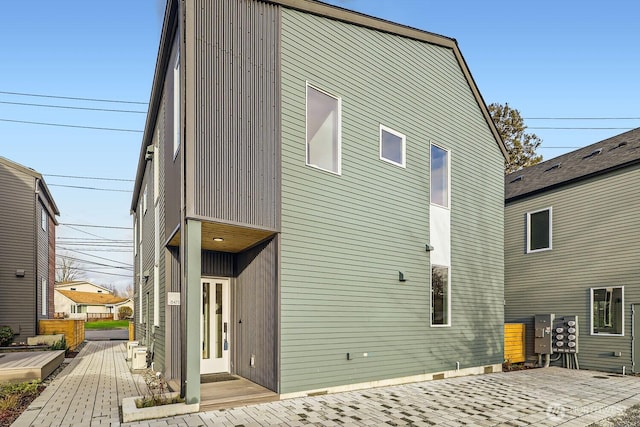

{"left": 305, "top": 82, "right": 342, "bottom": 175}
{"left": 173, "top": 52, "right": 181, "bottom": 159}
{"left": 526, "top": 207, "right": 553, "bottom": 253}
{"left": 41, "top": 279, "right": 47, "bottom": 316}
{"left": 379, "top": 124, "right": 406, "bottom": 168}
{"left": 590, "top": 286, "right": 624, "bottom": 336}
{"left": 430, "top": 143, "right": 451, "bottom": 209}
{"left": 430, "top": 265, "right": 451, "bottom": 327}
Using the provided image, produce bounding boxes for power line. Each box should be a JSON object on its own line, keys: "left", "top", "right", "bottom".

{"left": 525, "top": 117, "right": 640, "bottom": 120}
{"left": 0, "top": 118, "right": 143, "bottom": 133}
{"left": 529, "top": 127, "right": 634, "bottom": 130}
{"left": 43, "top": 173, "right": 134, "bottom": 182}
{"left": 58, "top": 247, "right": 133, "bottom": 267}
{"left": 59, "top": 223, "right": 132, "bottom": 230}
{"left": 57, "top": 254, "right": 133, "bottom": 270}
{"left": 61, "top": 224, "right": 117, "bottom": 241}
{"left": 0, "top": 90, "right": 147, "bottom": 105}
{"left": 48, "top": 183, "right": 132, "bottom": 193}
{"left": 0, "top": 100, "right": 146, "bottom": 114}
{"left": 55, "top": 267, "right": 132, "bottom": 278}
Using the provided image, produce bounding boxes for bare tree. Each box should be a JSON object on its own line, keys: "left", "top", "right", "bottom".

{"left": 56, "top": 255, "right": 83, "bottom": 283}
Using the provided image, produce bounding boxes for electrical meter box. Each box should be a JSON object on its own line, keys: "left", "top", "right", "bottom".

{"left": 535, "top": 314, "right": 555, "bottom": 354}
{"left": 553, "top": 315, "right": 579, "bottom": 354}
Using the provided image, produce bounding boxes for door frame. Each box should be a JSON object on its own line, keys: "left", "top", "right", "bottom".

{"left": 200, "top": 277, "right": 231, "bottom": 374}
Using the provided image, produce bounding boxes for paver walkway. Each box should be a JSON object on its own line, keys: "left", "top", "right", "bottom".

{"left": 13, "top": 341, "right": 147, "bottom": 426}
{"left": 13, "top": 341, "right": 640, "bottom": 426}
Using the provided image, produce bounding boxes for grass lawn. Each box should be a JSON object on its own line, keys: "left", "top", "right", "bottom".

{"left": 84, "top": 320, "right": 130, "bottom": 330}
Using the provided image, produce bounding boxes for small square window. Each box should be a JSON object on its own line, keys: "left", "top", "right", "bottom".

{"left": 527, "top": 207, "right": 552, "bottom": 253}
{"left": 431, "top": 265, "right": 450, "bottom": 326}
{"left": 591, "top": 287, "right": 624, "bottom": 335}
{"left": 306, "top": 83, "right": 341, "bottom": 175}
{"left": 379, "top": 125, "right": 406, "bottom": 167}
{"left": 430, "top": 144, "right": 449, "bottom": 208}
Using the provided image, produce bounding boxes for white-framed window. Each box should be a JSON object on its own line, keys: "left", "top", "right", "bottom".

{"left": 526, "top": 207, "right": 552, "bottom": 253}
{"left": 133, "top": 218, "right": 137, "bottom": 256}
{"left": 154, "top": 129, "right": 160, "bottom": 205}
{"left": 41, "top": 279, "right": 47, "bottom": 316}
{"left": 379, "top": 125, "right": 406, "bottom": 167}
{"left": 173, "top": 53, "right": 181, "bottom": 158}
{"left": 143, "top": 185, "right": 148, "bottom": 215}
{"left": 306, "top": 83, "right": 341, "bottom": 175}
{"left": 591, "top": 286, "right": 624, "bottom": 336}
{"left": 431, "top": 265, "right": 450, "bottom": 326}
{"left": 41, "top": 207, "right": 47, "bottom": 231}
{"left": 430, "top": 144, "right": 450, "bottom": 208}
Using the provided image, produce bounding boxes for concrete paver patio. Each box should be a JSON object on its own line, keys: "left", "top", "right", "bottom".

{"left": 12, "top": 341, "right": 640, "bottom": 426}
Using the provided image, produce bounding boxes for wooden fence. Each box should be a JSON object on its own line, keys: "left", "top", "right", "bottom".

{"left": 504, "top": 323, "right": 526, "bottom": 364}
{"left": 39, "top": 319, "right": 85, "bottom": 351}
{"left": 86, "top": 313, "right": 114, "bottom": 321}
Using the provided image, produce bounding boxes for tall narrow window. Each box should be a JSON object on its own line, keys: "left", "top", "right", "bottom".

{"left": 41, "top": 279, "right": 47, "bottom": 316}
{"left": 380, "top": 125, "right": 406, "bottom": 167}
{"left": 306, "top": 84, "right": 341, "bottom": 174}
{"left": 591, "top": 287, "right": 624, "bottom": 335}
{"left": 431, "top": 266, "right": 449, "bottom": 326}
{"left": 41, "top": 207, "right": 47, "bottom": 231}
{"left": 173, "top": 53, "right": 181, "bottom": 158}
{"left": 430, "top": 144, "right": 449, "bottom": 207}
{"left": 527, "top": 207, "right": 552, "bottom": 253}
{"left": 143, "top": 185, "right": 148, "bottom": 215}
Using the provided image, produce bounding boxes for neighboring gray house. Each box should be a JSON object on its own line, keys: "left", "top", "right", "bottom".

{"left": 504, "top": 128, "right": 640, "bottom": 373}
{"left": 131, "top": 0, "right": 507, "bottom": 406}
{"left": 0, "top": 156, "right": 59, "bottom": 343}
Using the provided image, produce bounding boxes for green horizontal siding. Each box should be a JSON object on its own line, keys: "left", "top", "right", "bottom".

{"left": 280, "top": 9, "right": 504, "bottom": 393}
{"left": 505, "top": 167, "right": 640, "bottom": 373}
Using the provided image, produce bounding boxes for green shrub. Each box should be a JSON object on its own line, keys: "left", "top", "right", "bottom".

{"left": 0, "top": 326, "right": 13, "bottom": 347}
{"left": 118, "top": 306, "right": 133, "bottom": 319}
{"left": 50, "top": 336, "right": 67, "bottom": 352}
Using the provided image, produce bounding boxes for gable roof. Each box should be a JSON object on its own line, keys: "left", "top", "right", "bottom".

{"left": 56, "top": 290, "right": 129, "bottom": 305}
{"left": 131, "top": 0, "right": 507, "bottom": 211}
{"left": 55, "top": 281, "right": 113, "bottom": 294}
{"left": 505, "top": 128, "right": 640, "bottom": 202}
{"left": 0, "top": 156, "right": 60, "bottom": 217}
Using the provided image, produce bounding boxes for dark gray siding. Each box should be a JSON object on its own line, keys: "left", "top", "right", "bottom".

{"left": 189, "top": 0, "right": 280, "bottom": 230}
{"left": 234, "top": 238, "right": 278, "bottom": 391}
{"left": 164, "top": 35, "right": 181, "bottom": 242}
{"left": 0, "top": 164, "right": 36, "bottom": 341}
{"left": 201, "top": 251, "right": 234, "bottom": 277}
{"left": 505, "top": 167, "right": 640, "bottom": 373}
{"left": 167, "top": 247, "right": 181, "bottom": 381}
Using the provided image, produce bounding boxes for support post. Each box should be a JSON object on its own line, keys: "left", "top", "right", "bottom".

{"left": 184, "top": 219, "right": 201, "bottom": 404}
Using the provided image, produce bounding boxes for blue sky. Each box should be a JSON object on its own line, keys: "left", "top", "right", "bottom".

{"left": 1, "top": 0, "right": 638, "bottom": 291}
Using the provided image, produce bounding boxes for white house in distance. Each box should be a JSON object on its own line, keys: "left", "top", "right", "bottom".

{"left": 54, "top": 281, "right": 133, "bottom": 320}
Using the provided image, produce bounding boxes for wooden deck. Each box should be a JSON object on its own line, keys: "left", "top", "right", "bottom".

{"left": 199, "top": 374, "right": 279, "bottom": 411}
{"left": 0, "top": 350, "right": 65, "bottom": 383}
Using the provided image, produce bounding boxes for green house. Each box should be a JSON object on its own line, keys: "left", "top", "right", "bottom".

{"left": 505, "top": 128, "right": 640, "bottom": 373}
{"left": 131, "top": 0, "right": 507, "bottom": 405}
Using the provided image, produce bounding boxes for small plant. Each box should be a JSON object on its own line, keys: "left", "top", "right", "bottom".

{"left": 50, "top": 336, "right": 68, "bottom": 352}
{"left": 135, "top": 370, "right": 183, "bottom": 408}
{"left": 0, "top": 326, "right": 13, "bottom": 347}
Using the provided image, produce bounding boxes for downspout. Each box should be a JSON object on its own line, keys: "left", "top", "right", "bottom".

{"left": 34, "top": 178, "right": 40, "bottom": 335}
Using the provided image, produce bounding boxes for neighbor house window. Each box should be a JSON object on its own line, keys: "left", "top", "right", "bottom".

{"left": 306, "top": 83, "right": 341, "bottom": 174}
{"left": 143, "top": 184, "right": 148, "bottom": 215}
{"left": 173, "top": 53, "right": 181, "bottom": 158}
{"left": 431, "top": 265, "right": 450, "bottom": 326}
{"left": 41, "top": 207, "right": 47, "bottom": 231}
{"left": 41, "top": 279, "right": 47, "bottom": 316}
{"left": 527, "top": 207, "right": 552, "bottom": 253}
{"left": 430, "top": 144, "right": 449, "bottom": 207}
{"left": 591, "top": 287, "right": 624, "bottom": 335}
{"left": 380, "top": 125, "right": 406, "bottom": 167}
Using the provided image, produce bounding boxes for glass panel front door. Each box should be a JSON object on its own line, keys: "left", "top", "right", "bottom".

{"left": 200, "top": 278, "right": 230, "bottom": 374}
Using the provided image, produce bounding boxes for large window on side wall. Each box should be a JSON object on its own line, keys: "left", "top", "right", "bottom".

{"left": 527, "top": 207, "right": 552, "bottom": 253}
{"left": 430, "top": 144, "right": 449, "bottom": 207}
{"left": 591, "top": 286, "right": 624, "bottom": 335}
{"left": 431, "top": 265, "right": 450, "bottom": 326}
{"left": 306, "top": 83, "right": 341, "bottom": 174}
{"left": 173, "top": 53, "right": 181, "bottom": 158}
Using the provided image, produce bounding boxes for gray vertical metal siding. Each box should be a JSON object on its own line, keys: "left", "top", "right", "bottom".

{"left": 164, "top": 36, "right": 181, "bottom": 242}
{"left": 235, "top": 237, "right": 278, "bottom": 392}
{"left": 36, "top": 198, "right": 49, "bottom": 321}
{"left": 201, "top": 251, "right": 234, "bottom": 277}
{"left": 167, "top": 247, "right": 182, "bottom": 381}
{"left": 0, "top": 164, "right": 37, "bottom": 340}
{"left": 505, "top": 167, "right": 640, "bottom": 373}
{"left": 191, "top": 0, "right": 280, "bottom": 230}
